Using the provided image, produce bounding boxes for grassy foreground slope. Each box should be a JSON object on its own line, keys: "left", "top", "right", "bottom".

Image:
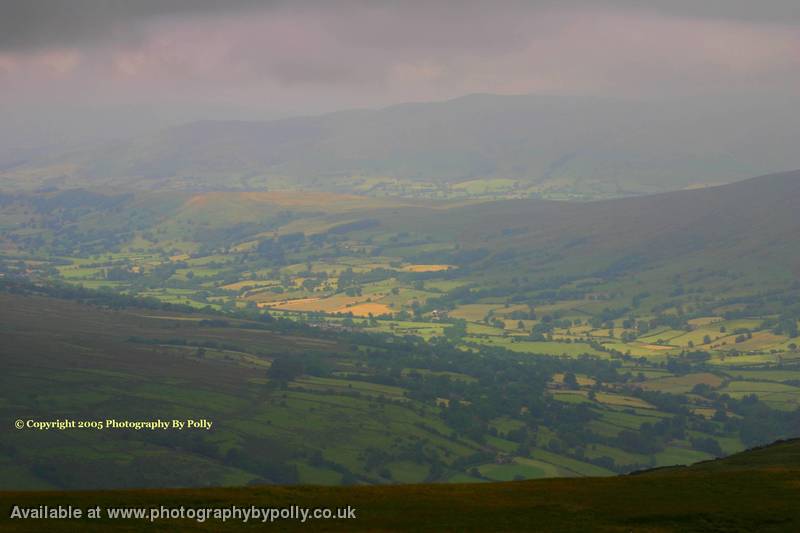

{"left": 2, "top": 439, "right": 800, "bottom": 532}
{"left": 4, "top": 289, "right": 639, "bottom": 489}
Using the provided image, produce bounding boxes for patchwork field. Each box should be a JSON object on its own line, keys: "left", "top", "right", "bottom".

{"left": 2, "top": 176, "right": 800, "bottom": 494}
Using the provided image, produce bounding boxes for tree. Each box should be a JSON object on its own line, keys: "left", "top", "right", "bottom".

{"left": 563, "top": 372, "right": 579, "bottom": 390}
{"left": 267, "top": 357, "right": 304, "bottom": 381}
{"left": 444, "top": 319, "right": 468, "bottom": 340}
{"left": 690, "top": 436, "right": 723, "bottom": 457}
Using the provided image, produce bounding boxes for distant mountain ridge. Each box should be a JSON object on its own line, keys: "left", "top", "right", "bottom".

{"left": 3, "top": 93, "right": 800, "bottom": 196}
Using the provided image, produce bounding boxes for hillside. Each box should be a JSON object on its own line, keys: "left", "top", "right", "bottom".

{"left": 413, "top": 169, "right": 800, "bottom": 281}
{"left": 4, "top": 171, "right": 800, "bottom": 497}
{"left": 2, "top": 439, "right": 800, "bottom": 531}
{"left": 3, "top": 170, "right": 800, "bottom": 330}
{"left": 4, "top": 94, "right": 800, "bottom": 197}
{"left": 5, "top": 170, "right": 800, "bottom": 278}
{"left": 0, "top": 289, "right": 621, "bottom": 490}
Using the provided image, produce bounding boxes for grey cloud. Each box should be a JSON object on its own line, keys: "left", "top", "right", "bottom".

{"left": 608, "top": 0, "right": 800, "bottom": 23}
{"left": 2, "top": 0, "right": 799, "bottom": 52}
{"left": 0, "top": 0, "right": 270, "bottom": 51}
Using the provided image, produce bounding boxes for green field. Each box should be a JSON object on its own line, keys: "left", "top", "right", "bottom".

{"left": 5, "top": 286, "right": 787, "bottom": 491}
{"left": 2, "top": 176, "right": 800, "bottom": 494}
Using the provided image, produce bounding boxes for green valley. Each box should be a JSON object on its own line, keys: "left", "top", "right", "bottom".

{"left": 2, "top": 170, "right": 800, "bottom": 490}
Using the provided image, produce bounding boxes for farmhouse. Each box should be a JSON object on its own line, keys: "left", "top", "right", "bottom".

{"left": 431, "top": 309, "right": 448, "bottom": 321}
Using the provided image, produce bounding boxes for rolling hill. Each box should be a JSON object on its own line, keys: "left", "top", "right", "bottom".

{"left": 3, "top": 169, "right": 800, "bottom": 292}
{"left": 4, "top": 168, "right": 800, "bottom": 531}
{"left": 2, "top": 438, "right": 800, "bottom": 531}
{"left": 407, "top": 169, "right": 800, "bottom": 281}
{"left": 4, "top": 94, "right": 800, "bottom": 197}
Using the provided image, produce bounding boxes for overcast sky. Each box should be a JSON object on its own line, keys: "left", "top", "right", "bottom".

{"left": 1, "top": 0, "right": 799, "bottom": 147}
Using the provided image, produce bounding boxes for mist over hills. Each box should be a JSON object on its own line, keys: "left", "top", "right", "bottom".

{"left": 7, "top": 2, "right": 800, "bottom": 524}
{"left": 3, "top": 93, "right": 800, "bottom": 197}
{"left": 3, "top": 133, "right": 800, "bottom": 507}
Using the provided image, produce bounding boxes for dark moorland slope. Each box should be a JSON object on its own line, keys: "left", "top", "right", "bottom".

{"left": 2, "top": 438, "right": 800, "bottom": 532}
{"left": 338, "top": 169, "right": 800, "bottom": 285}
{"left": 441, "top": 169, "right": 800, "bottom": 268}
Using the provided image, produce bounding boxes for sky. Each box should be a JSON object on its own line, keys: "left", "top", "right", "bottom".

{"left": 1, "top": 0, "right": 799, "bottom": 149}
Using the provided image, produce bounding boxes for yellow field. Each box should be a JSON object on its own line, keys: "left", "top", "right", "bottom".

{"left": 450, "top": 304, "right": 500, "bottom": 322}
{"left": 638, "top": 344, "right": 675, "bottom": 351}
{"left": 222, "top": 280, "right": 276, "bottom": 291}
{"left": 260, "top": 293, "right": 393, "bottom": 317}
{"left": 230, "top": 240, "right": 258, "bottom": 252}
{"left": 688, "top": 317, "right": 723, "bottom": 327}
{"left": 335, "top": 302, "right": 393, "bottom": 317}
{"left": 401, "top": 264, "right": 453, "bottom": 273}
{"left": 259, "top": 297, "right": 322, "bottom": 310}
{"left": 595, "top": 392, "right": 655, "bottom": 409}
{"left": 640, "top": 373, "right": 724, "bottom": 394}
{"left": 727, "top": 331, "right": 787, "bottom": 351}
{"left": 551, "top": 390, "right": 655, "bottom": 409}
